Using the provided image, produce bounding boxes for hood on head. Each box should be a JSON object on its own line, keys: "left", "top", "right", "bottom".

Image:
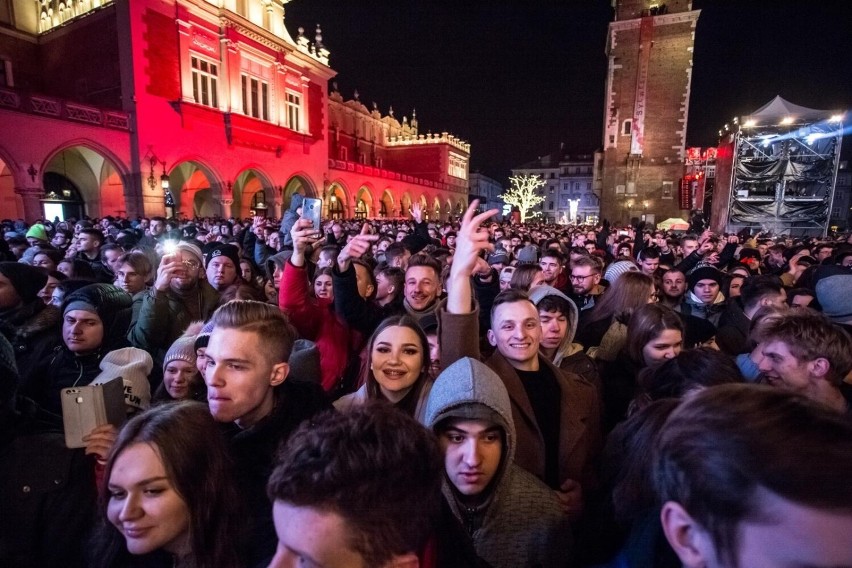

{"left": 528, "top": 284, "right": 579, "bottom": 347}
{"left": 423, "top": 357, "right": 515, "bottom": 465}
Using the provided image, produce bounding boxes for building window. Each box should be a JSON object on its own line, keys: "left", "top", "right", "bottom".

{"left": 662, "top": 181, "right": 674, "bottom": 199}
{"left": 191, "top": 56, "right": 219, "bottom": 108}
{"left": 338, "top": 146, "right": 348, "bottom": 161}
{"left": 549, "top": 202, "right": 555, "bottom": 211}
{"left": 449, "top": 152, "right": 468, "bottom": 180}
{"left": 286, "top": 91, "right": 302, "bottom": 132}
{"left": 622, "top": 119, "right": 632, "bottom": 136}
{"left": 241, "top": 75, "right": 269, "bottom": 120}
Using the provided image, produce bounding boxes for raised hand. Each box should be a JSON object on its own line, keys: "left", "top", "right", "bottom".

{"left": 447, "top": 200, "right": 498, "bottom": 314}
{"left": 411, "top": 201, "right": 423, "bottom": 224}
{"left": 290, "top": 218, "right": 323, "bottom": 267}
{"left": 337, "top": 223, "right": 378, "bottom": 272}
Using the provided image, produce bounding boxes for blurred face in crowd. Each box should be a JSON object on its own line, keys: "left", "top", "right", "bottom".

{"left": 52, "top": 232, "right": 69, "bottom": 248}
{"left": 681, "top": 239, "right": 699, "bottom": 257}
{"left": 539, "top": 255, "right": 562, "bottom": 285}
{"left": 570, "top": 266, "right": 600, "bottom": 296}
{"left": 206, "top": 256, "right": 237, "bottom": 291}
{"left": 149, "top": 220, "right": 166, "bottom": 237}
{"left": 38, "top": 274, "right": 61, "bottom": 305}
{"left": 642, "top": 329, "right": 683, "bottom": 365}
{"left": 103, "top": 248, "right": 124, "bottom": 275}
{"left": 404, "top": 266, "right": 439, "bottom": 311}
{"left": 539, "top": 308, "right": 568, "bottom": 353}
{"left": 728, "top": 276, "right": 745, "bottom": 298}
{"left": 353, "top": 263, "right": 375, "bottom": 300}
{"left": 239, "top": 260, "right": 253, "bottom": 283}
{"left": 313, "top": 274, "right": 333, "bottom": 300}
{"left": 32, "top": 252, "right": 57, "bottom": 272}
{"left": 77, "top": 233, "right": 100, "bottom": 253}
{"left": 163, "top": 360, "right": 199, "bottom": 400}
{"left": 0, "top": 273, "right": 21, "bottom": 309}
{"left": 662, "top": 271, "right": 686, "bottom": 300}
{"left": 640, "top": 256, "right": 659, "bottom": 275}
{"left": 169, "top": 252, "right": 202, "bottom": 292}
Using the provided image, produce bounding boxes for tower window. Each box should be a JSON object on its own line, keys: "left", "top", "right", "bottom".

{"left": 622, "top": 120, "right": 632, "bottom": 136}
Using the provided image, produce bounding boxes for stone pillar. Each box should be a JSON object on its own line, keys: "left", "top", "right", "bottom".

{"left": 15, "top": 187, "right": 43, "bottom": 223}
{"left": 220, "top": 199, "right": 233, "bottom": 218}
{"left": 272, "top": 199, "right": 283, "bottom": 220}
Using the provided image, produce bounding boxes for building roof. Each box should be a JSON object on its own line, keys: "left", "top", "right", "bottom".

{"left": 745, "top": 96, "right": 834, "bottom": 122}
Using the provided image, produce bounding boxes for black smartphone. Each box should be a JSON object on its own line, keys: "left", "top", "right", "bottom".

{"left": 302, "top": 197, "right": 323, "bottom": 231}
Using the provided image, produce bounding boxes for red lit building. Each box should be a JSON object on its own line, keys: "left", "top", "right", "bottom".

{"left": 0, "top": 0, "right": 469, "bottom": 222}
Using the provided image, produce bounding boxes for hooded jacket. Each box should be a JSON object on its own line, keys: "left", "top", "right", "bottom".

{"left": 423, "top": 358, "right": 571, "bottom": 568}
{"left": 678, "top": 290, "right": 726, "bottom": 327}
{"left": 280, "top": 193, "right": 303, "bottom": 248}
{"left": 529, "top": 286, "right": 600, "bottom": 390}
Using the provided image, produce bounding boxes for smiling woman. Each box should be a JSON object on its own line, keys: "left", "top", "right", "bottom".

{"left": 91, "top": 402, "right": 244, "bottom": 568}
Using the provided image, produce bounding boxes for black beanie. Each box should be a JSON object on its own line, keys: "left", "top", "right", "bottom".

{"left": 63, "top": 283, "right": 132, "bottom": 338}
{"left": 687, "top": 265, "right": 723, "bottom": 290}
{"left": 0, "top": 262, "right": 48, "bottom": 304}
{"left": 204, "top": 243, "right": 241, "bottom": 270}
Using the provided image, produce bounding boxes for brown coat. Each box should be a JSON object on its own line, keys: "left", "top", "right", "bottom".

{"left": 438, "top": 307, "right": 602, "bottom": 491}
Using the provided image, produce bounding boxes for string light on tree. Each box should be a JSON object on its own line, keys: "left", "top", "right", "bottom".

{"left": 500, "top": 174, "right": 546, "bottom": 223}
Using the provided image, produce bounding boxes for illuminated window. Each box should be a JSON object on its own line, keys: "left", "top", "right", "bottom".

{"left": 241, "top": 74, "right": 269, "bottom": 120}
{"left": 662, "top": 181, "right": 674, "bottom": 199}
{"left": 191, "top": 56, "right": 219, "bottom": 108}
{"left": 448, "top": 152, "right": 467, "bottom": 180}
{"left": 286, "top": 91, "right": 302, "bottom": 132}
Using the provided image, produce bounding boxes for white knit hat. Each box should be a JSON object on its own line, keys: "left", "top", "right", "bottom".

{"left": 91, "top": 347, "right": 154, "bottom": 413}
{"left": 604, "top": 260, "right": 639, "bottom": 284}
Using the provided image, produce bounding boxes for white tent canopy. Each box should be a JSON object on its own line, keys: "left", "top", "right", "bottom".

{"left": 744, "top": 95, "right": 833, "bottom": 123}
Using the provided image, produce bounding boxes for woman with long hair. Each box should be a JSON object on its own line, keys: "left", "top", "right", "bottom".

{"left": 92, "top": 401, "right": 244, "bottom": 568}
{"left": 509, "top": 264, "right": 545, "bottom": 291}
{"left": 577, "top": 271, "right": 656, "bottom": 358}
{"left": 599, "top": 303, "right": 684, "bottom": 431}
{"left": 334, "top": 314, "right": 433, "bottom": 420}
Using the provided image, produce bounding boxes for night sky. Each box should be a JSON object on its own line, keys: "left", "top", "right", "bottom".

{"left": 286, "top": 0, "right": 852, "bottom": 181}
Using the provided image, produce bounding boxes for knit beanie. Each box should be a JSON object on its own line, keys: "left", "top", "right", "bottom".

{"left": 687, "top": 265, "right": 723, "bottom": 290}
{"left": 174, "top": 242, "right": 204, "bottom": 266}
{"left": 815, "top": 275, "right": 852, "bottom": 324}
{"left": 604, "top": 260, "right": 639, "bottom": 284}
{"left": 516, "top": 245, "right": 539, "bottom": 265}
{"left": 90, "top": 347, "right": 153, "bottom": 413}
{"left": 25, "top": 224, "right": 49, "bottom": 242}
{"left": 205, "top": 243, "right": 241, "bottom": 270}
{"left": 165, "top": 322, "right": 203, "bottom": 368}
{"left": 194, "top": 319, "right": 215, "bottom": 350}
{"left": 0, "top": 262, "right": 48, "bottom": 303}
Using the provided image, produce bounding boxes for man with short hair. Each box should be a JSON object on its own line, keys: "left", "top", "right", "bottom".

{"left": 539, "top": 249, "right": 566, "bottom": 290}
{"left": 637, "top": 247, "right": 660, "bottom": 275}
{"left": 375, "top": 266, "right": 404, "bottom": 308}
{"left": 206, "top": 299, "right": 329, "bottom": 567}
{"left": 385, "top": 242, "right": 411, "bottom": 268}
{"left": 677, "top": 265, "right": 726, "bottom": 327}
{"left": 267, "top": 403, "right": 484, "bottom": 568}
{"left": 567, "top": 256, "right": 603, "bottom": 315}
{"left": 657, "top": 383, "right": 852, "bottom": 568}
{"left": 716, "top": 276, "right": 786, "bottom": 355}
{"left": 441, "top": 202, "right": 601, "bottom": 518}
{"left": 128, "top": 242, "right": 219, "bottom": 367}
{"left": 425, "top": 357, "right": 571, "bottom": 568}
{"left": 755, "top": 310, "right": 852, "bottom": 413}
{"left": 659, "top": 268, "right": 687, "bottom": 309}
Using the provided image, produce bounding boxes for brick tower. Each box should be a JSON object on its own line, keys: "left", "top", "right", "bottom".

{"left": 599, "top": 0, "right": 700, "bottom": 225}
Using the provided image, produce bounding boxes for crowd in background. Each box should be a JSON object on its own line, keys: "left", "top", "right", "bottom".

{"left": 2, "top": 195, "right": 852, "bottom": 568}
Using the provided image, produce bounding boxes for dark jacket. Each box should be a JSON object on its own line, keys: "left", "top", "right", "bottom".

{"left": 0, "top": 302, "right": 62, "bottom": 389}
{"left": 222, "top": 380, "right": 331, "bottom": 568}
{"left": 127, "top": 282, "right": 220, "bottom": 367}
{"left": 715, "top": 300, "right": 751, "bottom": 355}
{"left": 332, "top": 263, "right": 403, "bottom": 337}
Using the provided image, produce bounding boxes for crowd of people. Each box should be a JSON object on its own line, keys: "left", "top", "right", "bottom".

{"left": 1, "top": 197, "right": 852, "bottom": 568}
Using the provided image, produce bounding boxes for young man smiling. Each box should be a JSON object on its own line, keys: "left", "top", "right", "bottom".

{"left": 204, "top": 299, "right": 329, "bottom": 567}
{"left": 440, "top": 201, "right": 601, "bottom": 520}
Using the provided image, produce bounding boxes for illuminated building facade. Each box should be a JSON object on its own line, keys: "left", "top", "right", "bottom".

{"left": 0, "top": 0, "right": 469, "bottom": 222}
{"left": 599, "top": 0, "right": 699, "bottom": 226}
{"left": 512, "top": 151, "right": 599, "bottom": 224}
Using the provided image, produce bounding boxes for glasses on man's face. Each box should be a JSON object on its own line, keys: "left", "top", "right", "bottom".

{"left": 182, "top": 259, "right": 200, "bottom": 270}
{"left": 570, "top": 273, "right": 596, "bottom": 282}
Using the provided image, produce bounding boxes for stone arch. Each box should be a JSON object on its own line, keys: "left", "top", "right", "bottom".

{"left": 42, "top": 141, "right": 130, "bottom": 219}
{"left": 400, "top": 192, "right": 413, "bottom": 218}
{"left": 432, "top": 196, "right": 442, "bottom": 222}
{"left": 445, "top": 197, "right": 454, "bottom": 220}
{"left": 0, "top": 146, "right": 23, "bottom": 219}
{"left": 283, "top": 174, "right": 317, "bottom": 211}
{"left": 380, "top": 189, "right": 394, "bottom": 218}
{"left": 327, "top": 182, "right": 349, "bottom": 219}
{"left": 355, "top": 184, "right": 375, "bottom": 219}
{"left": 167, "top": 159, "right": 222, "bottom": 218}
{"left": 233, "top": 167, "right": 274, "bottom": 219}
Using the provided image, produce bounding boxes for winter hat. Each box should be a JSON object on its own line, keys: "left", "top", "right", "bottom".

{"left": 165, "top": 335, "right": 198, "bottom": 369}
{"left": 418, "top": 313, "right": 439, "bottom": 335}
{"left": 91, "top": 347, "right": 153, "bottom": 413}
{"left": 488, "top": 251, "right": 510, "bottom": 266}
{"left": 205, "top": 243, "right": 241, "bottom": 270}
{"left": 288, "top": 338, "right": 320, "bottom": 383}
{"left": 25, "top": 224, "right": 49, "bottom": 242}
{"left": 815, "top": 275, "right": 852, "bottom": 324}
{"left": 604, "top": 260, "right": 639, "bottom": 284}
{"left": 738, "top": 247, "right": 761, "bottom": 261}
{"left": 516, "top": 245, "right": 539, "bottom": 265}
{"left": 174, "top": 242, "right": 204, "bottom": 266}
{"left": 63, "top": 283, "right": 133, "bottom": 340}
{"left": 0, "top": 262, "right": 48, "bottom": 303}
{"left": 194, "top": 319, "right": 215, "bottom": 350}
{"left": 266, "top": 250, "right": 293, "bottom": 280}
{"left": 687, "top": 265, "right": 723, "bottom": 290}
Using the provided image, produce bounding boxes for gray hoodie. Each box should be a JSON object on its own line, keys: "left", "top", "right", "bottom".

{"left": 528, "top": 285, "right": 585, "bottom": 365}
{"left": 423, "top": 358, "right": 571, "bottom": 568}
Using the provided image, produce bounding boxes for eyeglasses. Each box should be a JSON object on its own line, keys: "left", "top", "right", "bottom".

{"left": 182, "top": 259, "right": 200, "bottom": 270}
{"left": 570, "top": 273, "right": 597, "bottom": 281}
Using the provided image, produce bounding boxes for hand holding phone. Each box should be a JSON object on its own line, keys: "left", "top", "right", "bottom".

{"left": 302, "top": 198, "right": 323, "bottom": 232}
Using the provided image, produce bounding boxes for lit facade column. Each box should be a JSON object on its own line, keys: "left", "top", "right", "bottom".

{"left": 15, "top": 187, "right": 43, "bottom": 223}
{"left": 220, "top": 199, "right": 233, "bottom": 218}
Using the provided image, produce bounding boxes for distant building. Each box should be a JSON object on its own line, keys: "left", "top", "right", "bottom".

{"left": 0, "top": 0, "right": 469, "bottom": 222}
{"left": 511, "top": 150, "right": 598, "bottom": 224}
{"left": 599, "top": 0, "right": 699, "bottom": 226}
{"left": 468, "top": 172, "right": 504, "bottom": 218}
